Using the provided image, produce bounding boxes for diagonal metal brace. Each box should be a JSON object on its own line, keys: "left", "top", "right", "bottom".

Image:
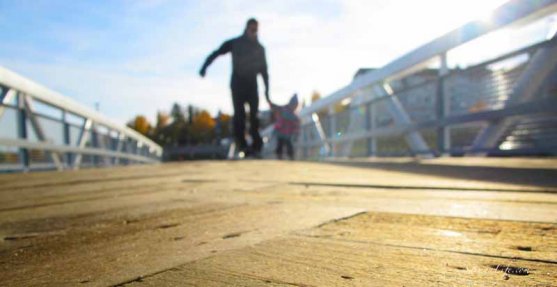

{"left": 73, "top": 119, "right": 93, "bottom": 169}
{"left": 470, "top": 36, "right": 557, "bottom": 153}
{"left": 23, "top": 96, "right": 64, "bottom": 170}
{"left": 373, "top": 84, "right": 433, "bottom": 156}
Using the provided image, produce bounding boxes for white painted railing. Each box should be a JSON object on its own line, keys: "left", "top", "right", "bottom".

{"left": 0, "top": 67, "right": 162, "bottom": 171}
{"left": 296, "top": 0, "right": 557, "bottom": 159}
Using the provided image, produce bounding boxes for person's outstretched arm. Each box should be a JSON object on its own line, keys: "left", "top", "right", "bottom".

{"left": 260, "top": 48, "right": 270, "bottom": 103}
{"left": 199, "top": 40, "right": 232, "bottom": 77}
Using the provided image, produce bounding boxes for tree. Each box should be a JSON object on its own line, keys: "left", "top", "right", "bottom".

{"left": 311, "top": 90, "right": 321, "bottom": 103}
{"left": 171, "top": 103, "right": 186, "bottom": 123}
{"left": 156, "top": 112, "right": 170, "bottom": 129}
{"left": 311, "top": 90, "right": 329, "bottom": 118}
{"left": 150, "top": 112, "right": 171, "bottom": 145}
{"left": 334, "top": 101, "right": 348, "bottom": 113}
{"left": 215, "top": 112, "right": 232, "bottom": 139}
{"left": 129, "top": 115, "right": 151, "bottom": 136}
{"left": 189, "top": 110, "right": 216, "bottom": 143}
{"left": 128, "top": 103, "right": 234, "bottom": 148}
{"left": 165, "top": 103, "right": 189, "bottom": 146}
{"left": 217, "top": 113, "right": 232, "bottom": 123}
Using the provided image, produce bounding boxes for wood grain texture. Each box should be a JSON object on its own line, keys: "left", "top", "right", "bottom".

{"left": 0, "top": 158, "right": 555, "bottom": 286}
{"left": 130, "top": 212, "right": 557, "bottom": 286}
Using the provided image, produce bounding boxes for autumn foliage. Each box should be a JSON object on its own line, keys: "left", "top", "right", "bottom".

{"left": 131, "top": 115, "right": 151, "bottom": 136}
{"left": 127, "top": 103, "right": 231, "bottom": 147}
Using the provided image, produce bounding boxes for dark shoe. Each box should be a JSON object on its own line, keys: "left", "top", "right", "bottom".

{"left": 245, "top": 147, "right": 262, "bottom": 159}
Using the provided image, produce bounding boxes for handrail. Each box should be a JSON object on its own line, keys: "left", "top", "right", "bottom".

{"left": 0, "top": 66, "right": 163, "bottom": 171}
{"left": 295, "top": 0, "right": 557, "bottom": 159}
{"left": 302, "top": 0, "right": 557, "bottom": 116}
{"left": 0, "top": 66, "right": 162, "bottom": 156}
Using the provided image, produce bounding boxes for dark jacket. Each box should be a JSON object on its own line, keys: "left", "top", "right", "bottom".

{"left": 202, "top": 34, "right": 268, "bottom": 81}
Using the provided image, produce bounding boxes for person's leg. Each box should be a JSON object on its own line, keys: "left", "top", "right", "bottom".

{"left": 231, "top": 84, "right": 247, "bottom": 152}
{"left": 286, "top": 138, "right": 294, "bottom": 160}
{"left": 276, "top": 138, "right": 284, "bottom": 160}
{"left": 247, "top": 87, "right": 263, "bottom": 154}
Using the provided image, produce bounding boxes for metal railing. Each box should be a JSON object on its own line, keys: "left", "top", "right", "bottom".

{"left": 296, "top": 0, "right": 557, "bottom": 159}
{"left": 0, "top": 67, "right": 163, "bottom": 172}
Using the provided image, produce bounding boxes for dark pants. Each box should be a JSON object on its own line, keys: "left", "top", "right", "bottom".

{"left": 231, "top": 75, "right": 262, "bottom": 153}
{"left": 276, "top": 137, "right": 294, "bottom": 160}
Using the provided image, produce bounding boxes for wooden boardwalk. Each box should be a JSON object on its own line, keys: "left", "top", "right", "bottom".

{"left": 0, "top": 158, "right": 556, "bottom": 286}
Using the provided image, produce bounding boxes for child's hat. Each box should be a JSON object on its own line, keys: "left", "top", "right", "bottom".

{"left": 289, "top": 94, "right": 299, "bottom": 107}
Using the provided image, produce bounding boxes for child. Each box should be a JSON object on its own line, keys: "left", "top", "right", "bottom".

{"left": 270, "top": 94, "right": 300, "bottom": 160}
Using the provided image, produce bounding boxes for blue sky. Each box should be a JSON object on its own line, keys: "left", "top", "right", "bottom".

{"left": 0, "top": 0, "right": 509, "bottom": 124}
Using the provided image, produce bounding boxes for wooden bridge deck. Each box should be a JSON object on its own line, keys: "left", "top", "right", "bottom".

{"left": 0, "top": 158, "right": 556, "bottom": 286}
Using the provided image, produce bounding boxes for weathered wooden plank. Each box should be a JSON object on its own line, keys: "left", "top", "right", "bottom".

{"left": 303, "top": 212, "right": 557, "bottom": 263}
{"left": 0, "top": 201, "right": 360, "bottom": 286}
{"left": 2, "top": 158, "right": 556, "bottom": 192}
{"left": 0, "top": 158, "right": 555, "bottom": 286}
{"left": 128, "top": 236, "right": 557, "bottom": 286}
{"left": 0, "top": 177, "right": 277, "bottom": 224}
{"left": 230, "top": 184, "right": 557, "bottom": 223}
{"left": 0, "top": 177, "right": 195, "bottom": 212}
{"left": 131, "top": 212, "right": 557, "bottom": 287}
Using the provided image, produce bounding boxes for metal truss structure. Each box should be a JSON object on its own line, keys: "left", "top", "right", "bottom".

{"left": 296, "top": 0, "right": 557, "bottom": 159}
{"left": 0, "top": 67, "right": 162, "bottom": 172}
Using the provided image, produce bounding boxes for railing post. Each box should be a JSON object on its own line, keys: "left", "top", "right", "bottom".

{"left": 436, "top": 52, "right": 450, "bottom": 155}
{"left": 365, "top": 102, "right": 376, "bottom": 156}
{"left": 0, "top": 86, "right": 7, "bottom": 100}
{"left": 113, "top": 133, "right": 124, "bottom": 165}
{"left": 131, "top": 140, "right": 138, "bottom": 164}
{"left": 109, "top": 130, "right": 117, "bottom": 165}
{"left": 91, "top": 125, "right": 99, "bottom": 166}
{"left": 17, "top": 93, "right": 30, "bottom": 171}
{"left": 62, "top": 110, "right": 72, "bottom": 167}
{"left": 302, "top": 119, "right": 309, "bottom": 159}
{"left": 94, "top": 127, "right": 111, "bottom": 167}
{"left": 328, "top": 106, "right": 336, "bottom": 157}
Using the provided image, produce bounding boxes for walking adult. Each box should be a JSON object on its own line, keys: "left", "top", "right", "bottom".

{"left": 199, "top": 18, "right": 270, "bottom": 157}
